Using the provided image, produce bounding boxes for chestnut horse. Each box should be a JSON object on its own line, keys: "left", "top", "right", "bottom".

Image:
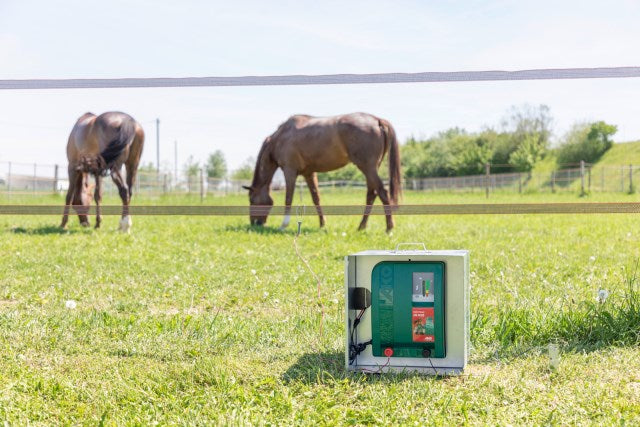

{"left": 60, "top": 112, "right": 144, "bottom": 231}
{"left": 244, "top": 112, "right": 401, "bottom": 231}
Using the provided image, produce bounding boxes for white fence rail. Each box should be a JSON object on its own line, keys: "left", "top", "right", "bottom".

{"left": 0, "top": 161, "right": 638, "bottom": 198}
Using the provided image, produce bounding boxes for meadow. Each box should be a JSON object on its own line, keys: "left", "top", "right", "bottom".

{"left": 1, "top": 189, "right": 640, "bottom": 424}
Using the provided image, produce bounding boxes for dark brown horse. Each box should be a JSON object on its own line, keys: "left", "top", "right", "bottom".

{"left": 60, "top": 111, "right": 144, "bottom": 231}
{"left": 244, "top": 112, "right": 401, "bottom": 231}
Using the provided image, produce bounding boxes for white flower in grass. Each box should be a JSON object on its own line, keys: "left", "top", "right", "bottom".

{"left": 251, "top": 269, "right": 257, "bottom": 275}
{"left": 65, "top": 300, "right": 77, "bottom": 309}
{"left": 597, "top": 289, "right": 609, "bottom": 304}
{"left": 589, "top": 256, "right": 596, "bottom": 262}
{"left": 341, "top": 232, "right": 347, "bottom": 237}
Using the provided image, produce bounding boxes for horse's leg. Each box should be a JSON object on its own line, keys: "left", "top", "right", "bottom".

{"left": 125, "top": 154, "right": 139, "bottom": 201}
{"left": 60, "top": 167, "right": 77, "bottom": 229}
{"left": 356, "top": 168, "right": 394, "bottom": 232}
{"left": 77, "top": 172, "right": 90, "bottom": 227}
{"left": 280, "top": 168, "right": 297, "bottom": 230}
{"left": 111, "top": 169, "right": 131, "bottom": 232}
{"left": 373, "top": 175, "right": 394, "bottom": 232}
{"left": 304, "top": 173, "right": 325, "bottom": 227}
{"left": 94, "top": 174, "right": 103, "bottom": 229}
{"left": 357, "top": 186, "right": 377, "bottom": 231}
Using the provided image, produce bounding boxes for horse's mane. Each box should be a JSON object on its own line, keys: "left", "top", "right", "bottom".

{"left": 250, "top": 137, "right": 273, "bottom": 188}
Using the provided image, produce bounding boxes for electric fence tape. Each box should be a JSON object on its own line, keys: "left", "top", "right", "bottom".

{"left": 2, "top": 202, "right": 640, "bottom": 216}
{"left": 2, "top": 67, "right": 640, "bottom": 90}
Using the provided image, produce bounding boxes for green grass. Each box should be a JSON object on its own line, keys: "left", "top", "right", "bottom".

{"left": 1, "top": 190, "right": 640, "bottom": 424}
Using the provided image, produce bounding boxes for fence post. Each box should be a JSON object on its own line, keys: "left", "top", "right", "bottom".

{"left": 588, "top": 165, "right": 591, "bottom": 193}
{"left": 163, "top": 174, "right": 168, "bottom": 194}
{"left": 621, "top": 165, "right": 624, "bottom": 192}
{"left": 200, "top": 169, "right": 205, "bottom": 201}
{"left": 7, "top": 162, "right": 11, "bottom": 196}
{"left": 580, "top": 160, "right": 585, "bottom": 196}
{"left": 630, "top": 164, "right": 634, "bottom": 194}
{"left": 485, "top": 163, "right": 490, "bottom": 198}
{"left": 53, "top": 164, "right": 59, "bottom": 194}
{"left": 551, "top": 171, "right": 555, "bottom": 193}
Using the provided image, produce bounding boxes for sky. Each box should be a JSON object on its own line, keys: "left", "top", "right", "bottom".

{"left": 1, "top": 0, "right": 640, "bottom": 178}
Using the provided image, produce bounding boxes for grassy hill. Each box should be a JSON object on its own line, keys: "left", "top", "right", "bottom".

{"left": 530, "top": 140, "right": 640, "bottom": 192}
{"left": 595, "top": 140, "right": 640, "bottom": 166}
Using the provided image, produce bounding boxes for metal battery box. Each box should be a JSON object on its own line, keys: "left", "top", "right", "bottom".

{"left": 345, "top": 248, "right": 469, "bottom": 374}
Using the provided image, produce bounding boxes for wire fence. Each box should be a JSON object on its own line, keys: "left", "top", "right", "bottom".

{"left": 0, "top": 160, "right": 638, "bottom": 199}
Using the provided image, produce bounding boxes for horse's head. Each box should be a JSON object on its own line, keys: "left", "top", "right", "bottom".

{"left": 77, "top": 155, "right": 107, "bottom": 176}
{"left": 243, "top": 185, "right": 273, "bottom": 226}
{"left": 71, "top": 173, "right": 94, "bottom": 226}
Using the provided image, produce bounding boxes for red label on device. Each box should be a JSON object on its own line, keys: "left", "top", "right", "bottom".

{"left": 412, "top": 307, "right": 435, "bottom": 342}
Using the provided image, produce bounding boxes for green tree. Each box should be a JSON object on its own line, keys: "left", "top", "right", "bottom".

{"left": 317, "top": 164, "right": 363, "bottom": 181}
{"left": 556, "top": 121, "right": 617, "bottom": 165}
{"left": 231, "top": 157, "right": 255, "bottom": 180}
{"left": 138, "top": 162, "right": 157, "bottom": 173}
{"left": 183, "top": 155, "right": 200, "bottom": 178}
{"left": 508, "top": 133, "right": 546, "bottom": 172}
{"left": 206, "top": 150, "right": 227, "bottom": 178}
{"left": 496, "top": 104, "right": 553, "bottom": 170}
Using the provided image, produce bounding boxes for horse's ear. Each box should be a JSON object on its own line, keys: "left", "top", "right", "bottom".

{"left": 242, "top": 185, "right": 253, "bottom": 191}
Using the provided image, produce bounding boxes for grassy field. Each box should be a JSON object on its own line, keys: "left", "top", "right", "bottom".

{"left": 1, "top": 189, "right": 640, "bottom": 424}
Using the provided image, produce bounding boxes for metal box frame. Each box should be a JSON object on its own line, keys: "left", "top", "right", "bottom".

{"left": 345, "top": 249, "right": 469, "bottom": 375}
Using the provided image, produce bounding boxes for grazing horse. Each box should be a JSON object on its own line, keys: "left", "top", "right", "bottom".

{"left": 244, "top": 112, "right": 401, "bottom": 232}
{"left": 60, "top": 111, "right": 144, "bottom": 231}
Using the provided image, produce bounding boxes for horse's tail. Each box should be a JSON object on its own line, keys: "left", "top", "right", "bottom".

{"left": 379, "top": 118, "right": 402, "bottom": 204}
{"left": 100, "top": 117, "right": 136, "bottom": 169}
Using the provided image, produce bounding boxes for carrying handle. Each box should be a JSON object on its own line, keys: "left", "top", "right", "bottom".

{"left": 394, "top": 242, "right": 427, "bottom": 252}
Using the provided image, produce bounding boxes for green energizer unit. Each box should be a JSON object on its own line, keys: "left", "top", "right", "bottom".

{"left": 371, "top": 262, "right": 445, "bottom": 358}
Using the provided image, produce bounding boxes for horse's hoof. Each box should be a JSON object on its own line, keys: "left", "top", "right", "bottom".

{"left": 80, "top": 221, "right": 90, "bottom": 228}
{"left": 119, "top": 216, "right": 132, "bottom": 233}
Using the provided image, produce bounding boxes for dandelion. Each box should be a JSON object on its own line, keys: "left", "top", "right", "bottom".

{"left": 597, "top": 289, "right": 609, "bottom": 304}
{"left": 65, "top": 300, "right": 77, "bottom": 309}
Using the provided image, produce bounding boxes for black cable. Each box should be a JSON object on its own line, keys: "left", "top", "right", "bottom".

{"left": 348, "top": 308, "right": 370, "bottom": 365}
